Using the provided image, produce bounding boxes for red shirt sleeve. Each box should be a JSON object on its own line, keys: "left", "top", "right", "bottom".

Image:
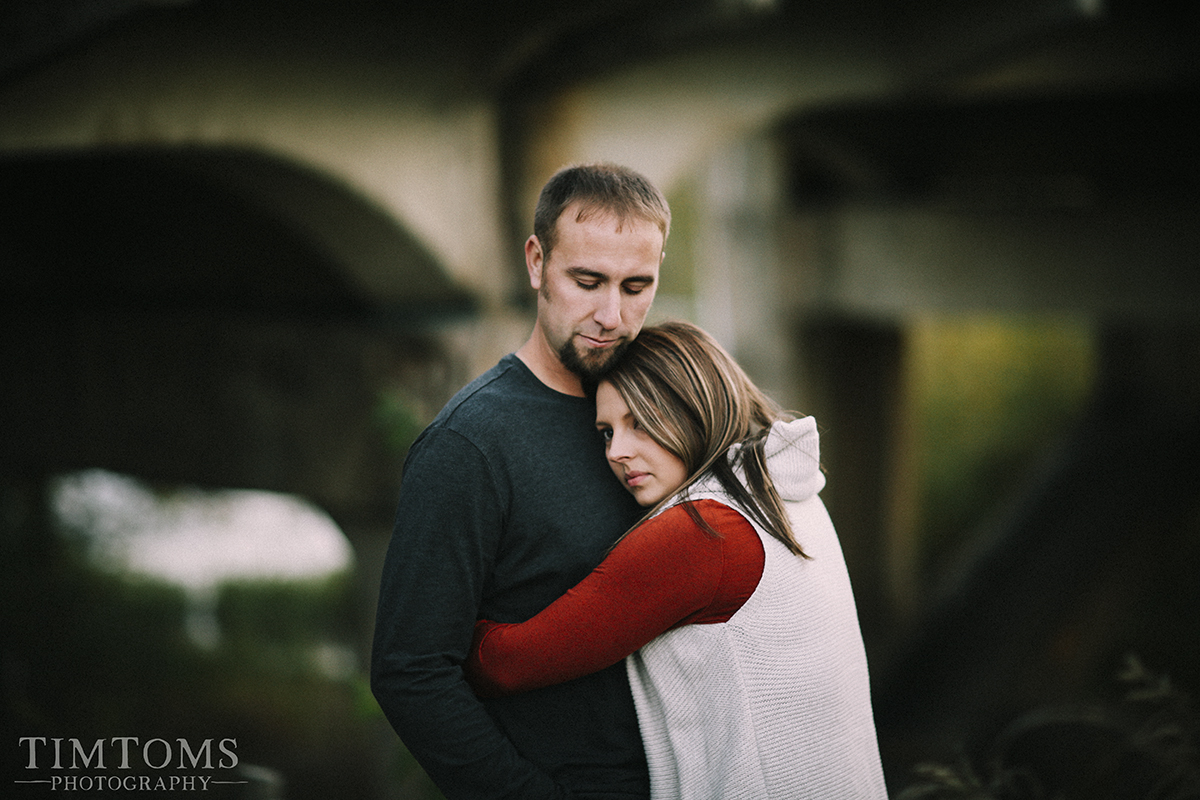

{"left": 463, "top": 499, "right": 764, "bottom": 698}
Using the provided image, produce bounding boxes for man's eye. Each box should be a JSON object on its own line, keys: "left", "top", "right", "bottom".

{"left": 623, "top": 284, "right": 648, "bottom": 295}
{"left": 577, "top": 281, "right": 600, "bottom": 290}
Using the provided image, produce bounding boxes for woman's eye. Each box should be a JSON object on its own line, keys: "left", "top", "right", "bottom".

{"left": 599, "top": 428, "right": 613, "bottom": 442}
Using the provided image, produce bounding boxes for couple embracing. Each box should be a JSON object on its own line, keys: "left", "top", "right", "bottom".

{"left": 371, "top": 163, "right": 887, "bottom": 800}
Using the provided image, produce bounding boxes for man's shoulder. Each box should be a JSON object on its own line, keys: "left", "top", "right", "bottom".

{"left": 421, "top": 354, "right": 578, "bottom": 443}
{"left": 435, "top": 354, "right": 535, "bottom": 426}
{"left": 400, "top": 358, "right": 519, "bottom": 469}
{"left": 404, "top": 353, "right": 601, "bottom": 488}
{"left": 439, "top": 354, "right": 518, "bottom": 409}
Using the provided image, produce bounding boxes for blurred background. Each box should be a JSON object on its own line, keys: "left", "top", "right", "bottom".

{"left": 2, "top": 0, "right": 1197, "bottom": 797}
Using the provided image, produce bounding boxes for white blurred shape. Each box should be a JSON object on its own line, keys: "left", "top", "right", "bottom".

{"left": 52, "top": 469, "right": 353, "bottom": 591}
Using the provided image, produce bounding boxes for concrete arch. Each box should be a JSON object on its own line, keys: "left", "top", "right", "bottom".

{"left": 4, "top": 145, "right": 474, "bottom": 320}
{"left": 0, "top": 0, "right": 509, "bottom": 308}
{"left": 1, "top": 146, "right": 474, "bottom": 522}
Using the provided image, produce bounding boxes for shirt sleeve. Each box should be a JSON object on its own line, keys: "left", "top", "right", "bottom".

{"left": 464, "top": 499, "right": 765, "bottom": 698}
{"left": 370, "top": 429, "right": 564, "bottom": 800}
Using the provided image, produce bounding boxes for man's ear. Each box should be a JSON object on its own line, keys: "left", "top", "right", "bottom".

{"left": 524, "top": 235, "right": 544, "bottom": 291}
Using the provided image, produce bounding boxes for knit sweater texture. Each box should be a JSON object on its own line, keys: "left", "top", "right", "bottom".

{"left": 628, "top": 417, "right": 888, "bottom": 799}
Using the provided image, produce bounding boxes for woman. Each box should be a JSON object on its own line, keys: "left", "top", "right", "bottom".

{"left": 464, "top": 320, "right": 887, "bottom": 799}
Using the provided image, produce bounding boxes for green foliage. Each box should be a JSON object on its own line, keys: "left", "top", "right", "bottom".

{"left": 0, "top": 484, "right": 430, "bottom": 799}
{"left": 217, "top": 572, "right": 355, "bottom": 649}
{"left": 375, "top": 390, "right": 426, "bottom": 456}
{"left": 4, "top": 495, "right": 189, "bottom": 727}
{"left": 907, "top": 316, "right": 1096, "bottom": 578}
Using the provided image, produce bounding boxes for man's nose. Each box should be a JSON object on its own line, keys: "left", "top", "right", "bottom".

{"left": 593, "top": 287, "right": 622, "bottom": 330}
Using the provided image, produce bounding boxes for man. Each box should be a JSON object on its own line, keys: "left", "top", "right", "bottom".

{"left": 371, "top": 163, "right": 670, "bottom": 799}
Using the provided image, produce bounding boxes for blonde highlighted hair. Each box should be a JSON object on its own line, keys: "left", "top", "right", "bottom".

{"left": 603, "top": 320, "right": 809, "bottom": 557}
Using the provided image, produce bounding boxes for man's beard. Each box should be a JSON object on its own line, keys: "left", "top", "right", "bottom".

{"left": 557, "top": 335, "right": 630, "bottom": 383}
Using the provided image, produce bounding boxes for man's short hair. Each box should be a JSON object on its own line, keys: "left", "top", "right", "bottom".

{"left": 533, "top": 163, "right": 671, "bottom": 260}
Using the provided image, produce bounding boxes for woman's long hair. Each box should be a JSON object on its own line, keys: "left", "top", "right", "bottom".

{"left": 603, "top": 320, "right": 809, "bottom": 558}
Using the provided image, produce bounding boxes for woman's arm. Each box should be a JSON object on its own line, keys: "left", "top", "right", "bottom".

{"left": 464, "top": 499, "right": 764, "bottom": 697}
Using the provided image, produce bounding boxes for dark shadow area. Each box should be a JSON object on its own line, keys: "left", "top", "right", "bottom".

{"left": 2, "top": 147, "right": 473, "bottom": 322}
{"left": 1, "top": 147, "right": 467, "bottom": 797}
{"left": 893, "top": 655, "right": 1200, "bottom": 799}
{"left": 874, "top": 322, "right": 1200, "bottom": 791}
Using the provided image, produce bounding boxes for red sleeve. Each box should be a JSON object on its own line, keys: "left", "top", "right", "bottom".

{"left": 463, "top": 499, "right": 764, "bottom": 698}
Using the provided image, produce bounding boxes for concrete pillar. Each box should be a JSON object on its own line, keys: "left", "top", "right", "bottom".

{"left": 794, "top": 315, "right": 913, "bottom": 653}
{"left": 693, "top": 135, "right": 802, "bottom": 409}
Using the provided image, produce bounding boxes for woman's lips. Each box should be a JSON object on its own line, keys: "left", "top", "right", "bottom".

{"left": 625, "top": 471, "right": 648, "bottom": 487}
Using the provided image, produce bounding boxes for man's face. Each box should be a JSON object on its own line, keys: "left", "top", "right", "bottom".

{"left": 527, "top": 203, "right": 664, "bottom": 382}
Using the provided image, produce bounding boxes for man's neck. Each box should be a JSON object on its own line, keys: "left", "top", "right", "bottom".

{"left": 515, "top": 332, "right": 585, "bottom": 397}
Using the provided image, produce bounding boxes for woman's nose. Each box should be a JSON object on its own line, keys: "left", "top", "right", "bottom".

{"left": 607, "top": 430, "right": 631, "bottom": 461}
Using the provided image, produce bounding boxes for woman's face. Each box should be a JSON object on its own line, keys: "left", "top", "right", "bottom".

{"left": 595, "top": 381, "right": 688, "bottom": 507}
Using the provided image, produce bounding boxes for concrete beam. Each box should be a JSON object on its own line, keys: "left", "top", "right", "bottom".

{"left": 784, "top": 202, "right": 1200, "bottom": 321}
{"left": 0, "top": 3, "right": 508, "bottom": 306}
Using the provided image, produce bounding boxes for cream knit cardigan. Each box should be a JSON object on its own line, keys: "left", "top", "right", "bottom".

{"left": 626, "top": 417, "right": 888, "bottom": 799}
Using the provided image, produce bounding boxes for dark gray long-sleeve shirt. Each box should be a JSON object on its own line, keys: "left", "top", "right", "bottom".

{"left": 371, "top": 354, "right": 649, "bottom": 799}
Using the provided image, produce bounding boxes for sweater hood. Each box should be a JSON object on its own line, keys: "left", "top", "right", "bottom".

{"left": 744, "top": 416, "right": 824, "bottom": 503}
{"left": 670, "top": 417, "right": 825, "bottom": 512}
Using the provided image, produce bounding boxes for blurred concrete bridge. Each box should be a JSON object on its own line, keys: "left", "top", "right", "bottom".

{"left": 2, "top": 0, "right": 1197, "bottom": 791}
